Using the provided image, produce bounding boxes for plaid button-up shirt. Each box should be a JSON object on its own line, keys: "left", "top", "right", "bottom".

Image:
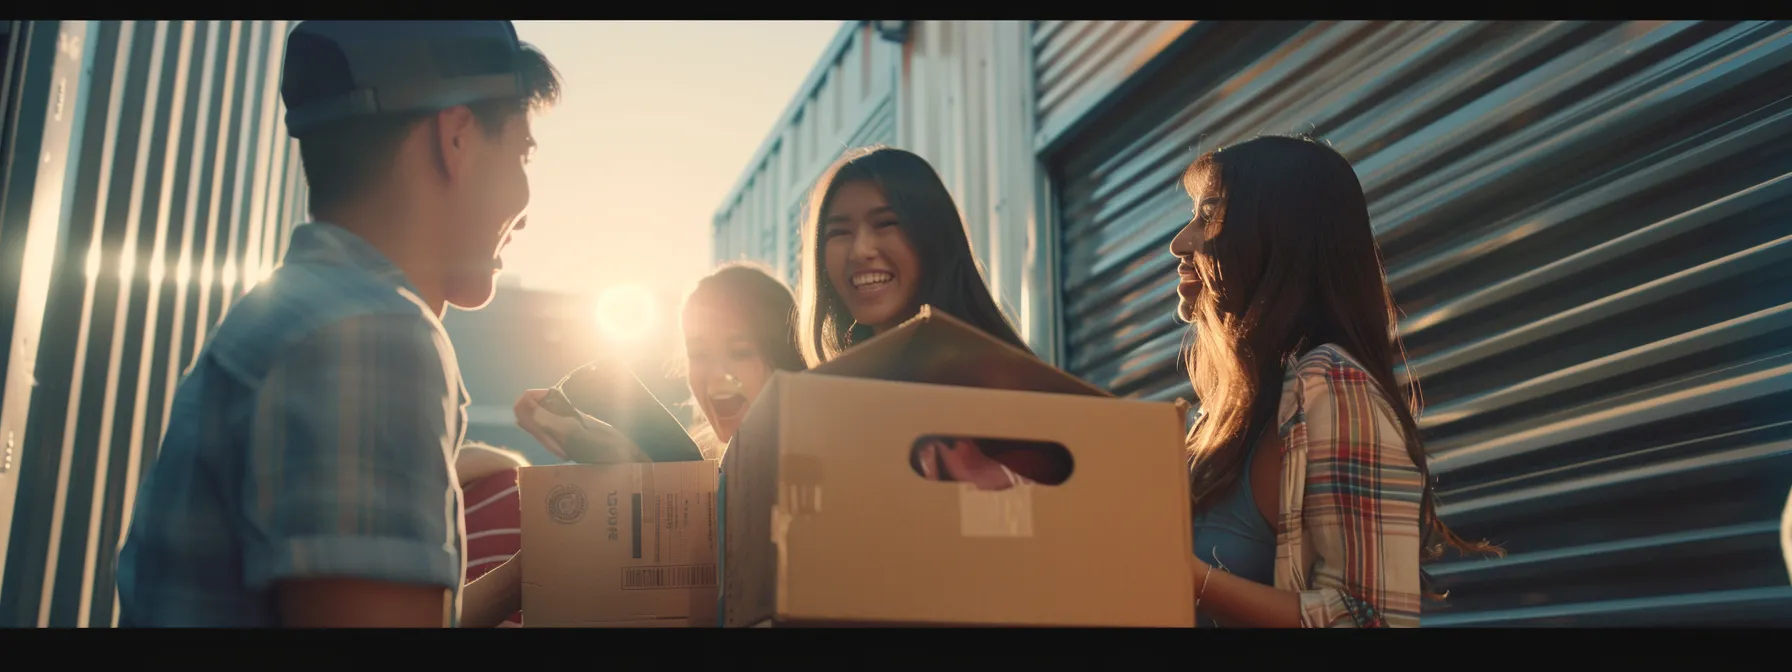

{"left": 117, "top": 222, "right": 470, "bottom": 627}
{"left": 1270, "top": 344, "right": 1425, "bottom": 628}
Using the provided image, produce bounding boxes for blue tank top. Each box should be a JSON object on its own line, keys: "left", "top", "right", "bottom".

{"left": 1190, "top": 425, "right": 1278, "bottom": 628}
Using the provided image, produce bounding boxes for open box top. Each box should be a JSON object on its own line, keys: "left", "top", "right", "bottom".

{"left": 806, "top": 305, "right": 1113, "bottom": 398}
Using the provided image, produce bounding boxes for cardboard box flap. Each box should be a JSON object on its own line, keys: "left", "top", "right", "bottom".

{"left": 808, "top": 305, "right": 1113, "bottom": 398}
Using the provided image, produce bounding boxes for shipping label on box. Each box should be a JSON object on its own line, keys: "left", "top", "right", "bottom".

{"left": 521, "top": 459, "right": 720, "bottom": 627}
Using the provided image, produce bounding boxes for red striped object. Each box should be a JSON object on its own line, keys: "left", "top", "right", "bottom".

{"left": 463, "top": 467, "right": 524, "bottom": 627}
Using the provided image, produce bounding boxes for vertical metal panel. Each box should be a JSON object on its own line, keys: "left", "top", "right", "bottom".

{"left": 0, "top": 20, "right": 303, "bottom": 628}
{"left": 712, "top": 21, "right": 901, "bottom": 289}
{"left": 716, "top": 20, "right": 1063, "bottom": 359}
{"left": 897, "top": 21, "right": 1057, "bottom": 359}
{"left": 1047, "top": 20, "right": 1792, "bottom": 625}
{"left": 0, "top": 20, "right": 94, "bottom": 598}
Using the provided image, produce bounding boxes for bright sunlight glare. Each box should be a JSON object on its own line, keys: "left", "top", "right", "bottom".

{"left": 595, "top": 283, "right": 658, "bottom": 344}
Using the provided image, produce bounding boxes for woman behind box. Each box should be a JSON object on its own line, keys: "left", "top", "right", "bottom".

{"left": 796, "top": 145, "right": 1067, "bottom": 490}
{"left": 514, "top": 261, "right": 808, "bottom": 457}
{"left": 479, "top": 263, "right": 808, "bottom": 628}
{"left": 1168, "top": 134, "right": 1504, "bottom": 628}
{"left": 673, "top": 262, "right": 811, "bottom": 453}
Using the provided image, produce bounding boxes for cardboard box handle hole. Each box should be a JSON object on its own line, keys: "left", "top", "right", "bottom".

{"left": 908, "top": 435, "right": 1074, "bottom": 489}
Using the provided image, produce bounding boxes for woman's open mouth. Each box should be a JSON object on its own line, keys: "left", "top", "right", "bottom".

{"left": 709, "top": 393, "right": 747, "bottom": 421}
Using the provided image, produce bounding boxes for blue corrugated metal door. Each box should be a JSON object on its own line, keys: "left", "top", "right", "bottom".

{"left": 1043, "top": 20, "right": 1792, "bottom": 626}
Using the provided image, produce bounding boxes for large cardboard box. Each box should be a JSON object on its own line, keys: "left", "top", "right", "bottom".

{"left": 520, "top": 460, "right": 720, "bottom": 627}
{"left": 718, "top": 306, "right": 1194, "bottom": 627}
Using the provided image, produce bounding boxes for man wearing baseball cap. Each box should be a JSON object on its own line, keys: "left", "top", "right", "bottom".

{"left": 116, "top": 21, "right": 560, "bottom": 627}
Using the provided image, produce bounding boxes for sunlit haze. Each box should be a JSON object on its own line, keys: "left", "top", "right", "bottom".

{"left": 506, "top": 20, "right": 840, "bottom": 312}
{"left": 595, "top": 283, "right": 659, "bottom": 343}
{"left": 441, "top": 21, "right": 841, "bottom": 453}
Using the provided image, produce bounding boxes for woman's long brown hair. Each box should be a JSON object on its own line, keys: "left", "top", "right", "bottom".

{"left": 1180, "top": 134, "right": 1503, "bottom": 599}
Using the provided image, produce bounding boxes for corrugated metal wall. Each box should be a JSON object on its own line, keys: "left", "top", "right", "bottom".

{"left": 0, "top": 20, "right": 80, "bottom": 596}
{"left": 899, "top": 21, "right": 1059, "bottom": 360}
{"left": 0, "top": 19, "right": 302, "bottom": 628}
{"left": 1031, "top": 20, "right": 1194, "bottom": 155}
{"left": 1047, "top": 19, "right": 1792, "bottom": 625}
{"left": 712, "top": 22, "right": 901, "bottom": 289}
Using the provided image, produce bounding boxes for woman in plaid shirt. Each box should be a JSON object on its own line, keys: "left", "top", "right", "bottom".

{"left": 1168, "top": 134, "right": 1504, "bottom": 628}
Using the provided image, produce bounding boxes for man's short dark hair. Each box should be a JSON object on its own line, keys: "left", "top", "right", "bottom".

{"left": 295, "top": 44, "right": 561, "bottom": 219}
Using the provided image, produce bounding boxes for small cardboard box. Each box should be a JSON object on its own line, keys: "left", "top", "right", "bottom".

{"left": 520, "top": 460, "right": 720, "bottom": 627}
{"left": 718, "top": 306, "right": 1194, "bottom": 627}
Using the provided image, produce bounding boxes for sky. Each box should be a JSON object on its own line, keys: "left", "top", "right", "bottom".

{"left": 503, "top": 20, "right": 841, "bottom": 313}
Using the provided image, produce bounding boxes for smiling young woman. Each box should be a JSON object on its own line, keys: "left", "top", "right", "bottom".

{"left": 796, "top": 145, "right": 1069, "bottom": 488}
{"left": 1169, "top": 134, "right": 1503, "bottom": 628}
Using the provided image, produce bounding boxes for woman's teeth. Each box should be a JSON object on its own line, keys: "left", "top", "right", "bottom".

{"left": 851, "top": 271, "right": 894, "bottom": 289}
{"left": 709, "top": 374, "right": 744, "bottom": 398}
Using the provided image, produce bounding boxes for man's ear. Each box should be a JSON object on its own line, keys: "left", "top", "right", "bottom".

{"left": 433, "top": 105, "right": 480, "bottom": 183}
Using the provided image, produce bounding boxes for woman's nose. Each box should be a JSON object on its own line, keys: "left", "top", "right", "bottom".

{"left": 1168, "top": 217, "right": 1199, "bottom": 257}
{"left": 850, "top": 231, "right": 880, "bottom": 260}
{"left": 707, "top": 371, "right": 743, "bottom": 397}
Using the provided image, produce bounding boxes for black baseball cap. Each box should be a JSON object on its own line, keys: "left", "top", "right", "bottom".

{"left": 280, "top": 20, "right": 530, "bottom": 138}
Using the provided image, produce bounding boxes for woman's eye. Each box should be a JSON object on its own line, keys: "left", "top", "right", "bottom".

{"left": 874, "top": 219, "right": 900, "bottom": 228}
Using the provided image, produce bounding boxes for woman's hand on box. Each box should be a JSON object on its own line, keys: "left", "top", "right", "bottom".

{"left": 916, "top": 438, "right": 1030, "bottom": 491}
{"left": 515, "top": 389, "right": 570, "bottom": 461}
{"left": 515, "top": 389, "right": 652, "bottom": 465}
{"left": 560, "top": 412, "right": 653, "bottom": 464}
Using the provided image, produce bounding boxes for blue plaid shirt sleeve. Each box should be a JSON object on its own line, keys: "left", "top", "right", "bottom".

{"left": 240, "top": 312, "right": 462, "bottom": 592}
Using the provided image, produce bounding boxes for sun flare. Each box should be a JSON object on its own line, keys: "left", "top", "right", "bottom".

{"left": 594, "top": 283, "right": 658, "bottom": 343}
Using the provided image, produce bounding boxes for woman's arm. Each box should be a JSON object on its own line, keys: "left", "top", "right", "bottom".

{"left": 1190, "top": 559, "right": 1302, "bottom": 627}
{"left": 1193, "top": 355, "right": 1425, "bottom": 628}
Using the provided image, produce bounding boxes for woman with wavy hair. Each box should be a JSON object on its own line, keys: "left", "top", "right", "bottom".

{"left": 1169, "top": 134, "right": 1502, "bottom": 628}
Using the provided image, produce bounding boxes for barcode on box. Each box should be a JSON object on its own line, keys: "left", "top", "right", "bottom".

{"left": 622, "top": 564, "right": 717, "bottom": 590}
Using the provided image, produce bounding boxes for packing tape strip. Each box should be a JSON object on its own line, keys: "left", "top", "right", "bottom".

{"left": 959, "top": 482, "right": 1035, "bottom": 538}
{"left": 769, "top": 456, "right": 824, "bottom": 621}
{"left": 714, "top": 468, "right": 726, "bottom": 627}
{"left": 771, "top": 505, "right": 794, "bottom": 614}
{"left": 769, "top": 491, "right": 820, "bottom": 619}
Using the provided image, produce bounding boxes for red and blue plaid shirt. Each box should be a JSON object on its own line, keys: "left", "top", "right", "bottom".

{"left": 117, "top": 223, "right": 471, "bottom": 627}
{"left": 1270, "top": 345, "right": 1425, "bottom": 628}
